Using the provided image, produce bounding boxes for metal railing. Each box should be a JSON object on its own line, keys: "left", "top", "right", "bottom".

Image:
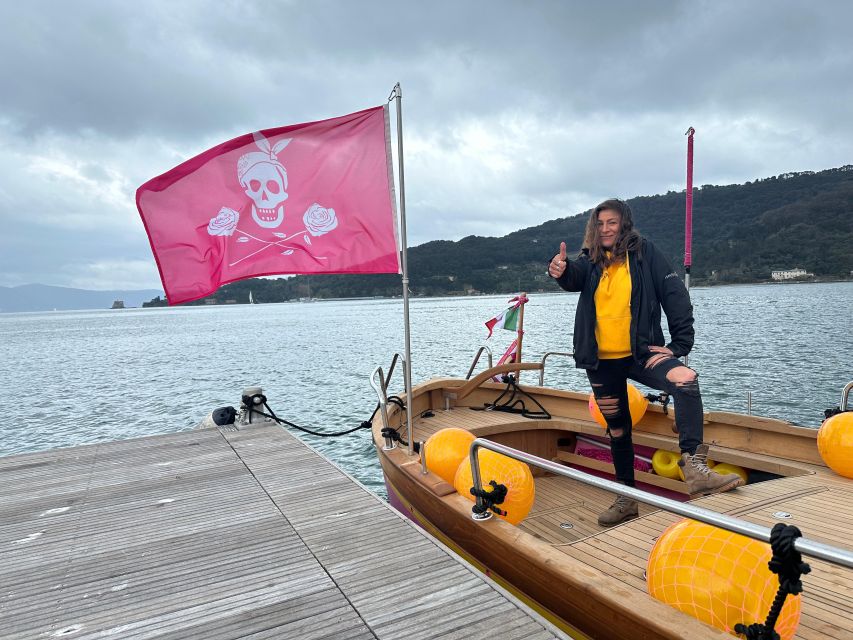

{"left": 385, "top": 352, "right": 404, "bottom": 394}
{"left": 537, "top": 352, "right": 574, "bottom": 385}
{"left": 468, "top": 437, "right": 853, "bottom": 570}
{"left": 369, "top": 366, "right": 393, "bottom": 449}
{"left": 841, "top": 380, "right": 853, "bottom": 411}
{"left": 370, "top": 352, "right": 413, "bottom": 453}
{"left": 465, "top": 345, "right": 494, "bottom": 380}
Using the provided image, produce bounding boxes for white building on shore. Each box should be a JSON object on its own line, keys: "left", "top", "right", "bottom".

{"left": 771, "top": 268, "right": 813, "bottom": 281}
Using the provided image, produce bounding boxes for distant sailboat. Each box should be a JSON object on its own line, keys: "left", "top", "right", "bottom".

{"left": 300, "top": 277, "right": 315, "bottom": 303}
{"left": 248, "top": 291, "right": 254, "bottom": 304}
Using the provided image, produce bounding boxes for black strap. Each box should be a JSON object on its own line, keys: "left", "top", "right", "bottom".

{"left": 734, "top": 524, "right": 811, "bottom": 640}
{"left": 473, "top": 375, "right": 552, "bottom": 420}
{"left": 824, "top": 406, "right": 852, "bottom": 420}
{"left": 470, "top": 480, "right": 508, "bottom": 517}
{"left": 646, "top": 392, "right": 671, "bottom": 416}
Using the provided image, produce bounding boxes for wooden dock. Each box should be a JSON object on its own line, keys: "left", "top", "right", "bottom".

{"left": 0, "top": 423, "right": 567, "bottom": 639}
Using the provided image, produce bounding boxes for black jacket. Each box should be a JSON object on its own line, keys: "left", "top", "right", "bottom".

{"left": 553, "top": 238, "right": 694, "bottom": 370}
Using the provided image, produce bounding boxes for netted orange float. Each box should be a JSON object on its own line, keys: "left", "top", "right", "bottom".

{"left": 817, "top": 412, "right": 853, "bottom": 478}
{"left": 423, "top": 427, "right": 475, "bottom": 484}
{"left": 454, "top": 448, "right": 535, "bottom": 525}
{"left": 588, "top": 383, "right": 649, "bottom": 428}
{"left": 647, "top": 519, "right": 801, "bottom": 639}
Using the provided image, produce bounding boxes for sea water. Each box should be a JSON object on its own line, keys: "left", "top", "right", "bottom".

{"left": 2, "top": 281, "right": 851, "bottom": 495}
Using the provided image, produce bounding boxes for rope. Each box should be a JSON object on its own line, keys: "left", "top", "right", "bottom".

{"left": 242, "top": 393, "right": 373, "bottom": 438}
{"left": 379, "top": 423, "right": 421, "bottom": 453}
{"left": 473, "top": 374, "right": 552, "bottom": 420}
{"left": 470, "top": 480, "right": 508, "bottom": 517}
{"left": 824, "top": 406, "right": 852, "bottom": 420}
{"left": 734, "top": 524, "right": 811, "bottom": 640}
{"left": 242, "top": 392, "right": 422, "bottom": 450}
{"left": 646, "top": 392, "right": 671, "bottom": 416}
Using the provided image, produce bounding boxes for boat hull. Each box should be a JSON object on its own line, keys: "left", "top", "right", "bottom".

{"left": 370, "top": 374, "right": 839, "bottom": 639}
{"left": 382, "top": 465, "right": 590, "bottom": 639}
{"left": 375, "top": 444, "right": 732, "bottom": 640}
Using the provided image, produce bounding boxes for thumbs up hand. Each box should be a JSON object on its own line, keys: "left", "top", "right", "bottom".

{"left": 548, "top": 242, "right": 568, "bottom": 278}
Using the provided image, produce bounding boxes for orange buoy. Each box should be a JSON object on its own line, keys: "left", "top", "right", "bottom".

{"left": 424, "top": 427, "right": 475, "bottom": 484}
{"left": 454, "top": 448, "right": 535, "bottom": 525}
{"left": 588, "top": 383, "right": 649, "bottom": 428}
{"left": 647, "top": 520, "right": 801, "bottom": 640}
{"left": 817, "top": 412, "right": 853, "bottom": 478}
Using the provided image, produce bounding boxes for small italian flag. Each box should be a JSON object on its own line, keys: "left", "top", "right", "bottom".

{"left": 485, "top": 305, "right": 521, "bottom": 337}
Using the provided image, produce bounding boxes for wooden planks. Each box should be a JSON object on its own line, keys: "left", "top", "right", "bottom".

{"left": 553, "top": 480, "right": 853, "bottom": 640}
{"left": 396, "top": 380, "right": 853, "bottom": 638}
{"left": 521, "top": 475, "right": 657, "bottom": 544}
{"left": 0, "top": 425, "right": 566, "bottom": 640}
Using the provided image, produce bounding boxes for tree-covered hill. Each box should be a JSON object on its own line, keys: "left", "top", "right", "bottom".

{"left": 146, "top": 164, "right": 853, "bottom": 306}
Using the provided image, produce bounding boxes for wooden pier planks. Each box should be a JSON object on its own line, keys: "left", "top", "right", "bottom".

{"left": 0, "top": 425, "right": 564, "bottom": 640}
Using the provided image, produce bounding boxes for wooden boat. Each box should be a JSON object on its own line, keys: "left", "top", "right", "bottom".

{"left": 370, "top": 359, "right": 853, "bottom": 640}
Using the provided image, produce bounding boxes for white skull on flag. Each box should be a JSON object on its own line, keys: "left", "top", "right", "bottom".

{"left": 237, "top": 133, "right": 292, "bottom": 229}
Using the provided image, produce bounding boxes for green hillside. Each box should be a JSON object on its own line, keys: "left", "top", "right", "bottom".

{"left": 146, "top": 164, "right": 853, "bottom": 306}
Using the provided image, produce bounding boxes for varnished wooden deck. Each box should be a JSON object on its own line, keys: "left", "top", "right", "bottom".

{"left": 0, "top": 423, "right": 567, "bottom": 639}
{"left": 407, "top": 404, "right": 853, "bottom": 639}
{"left": 528, "top": 475, "right": 853, "bottom": 640}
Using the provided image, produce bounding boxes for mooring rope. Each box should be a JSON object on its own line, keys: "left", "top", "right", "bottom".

{"left": 734, "top": 523, "right": 811, "bottom": 640}
{"left": 243, "top": 392, "right": 375, "bottom": 437}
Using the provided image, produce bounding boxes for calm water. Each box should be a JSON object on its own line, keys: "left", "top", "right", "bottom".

{"left": 2, "top": 282, "right": 852, "bottom": 495}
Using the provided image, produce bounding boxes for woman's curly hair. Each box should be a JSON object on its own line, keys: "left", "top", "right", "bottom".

{"left": 582, "top": 198, "right": 642, "bottom": 266}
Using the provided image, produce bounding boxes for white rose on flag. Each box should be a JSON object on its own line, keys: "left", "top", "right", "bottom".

{"left": 207, "top": 207, "right": 240, "bottom": 236}
{"left": 303, "top": 203, "right": 338, "bottom": 236}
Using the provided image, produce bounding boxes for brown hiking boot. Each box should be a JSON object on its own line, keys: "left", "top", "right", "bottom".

{"left": 598, "top": 494, "right": 639, "bottom": 527}
{"left": 679, "top": 444, "right": 744, "bottom": 496}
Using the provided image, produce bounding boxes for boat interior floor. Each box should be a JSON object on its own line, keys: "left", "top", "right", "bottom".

{"left": 407, "top": 405, "right": 853, "bottom": 640}
{"left": 531, "top": 474, "right": 853, "bottom": 640}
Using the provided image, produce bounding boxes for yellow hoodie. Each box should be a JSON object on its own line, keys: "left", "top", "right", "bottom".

{"left": 594, "top": 254, "right": 632, "bottom": 359}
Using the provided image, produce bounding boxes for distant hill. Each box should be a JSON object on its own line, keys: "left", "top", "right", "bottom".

{"left": 0, "top": 284, "right": 164, "bottom": 313}
{"left": 163, "top": 164, "right": 852, "bottom": 305}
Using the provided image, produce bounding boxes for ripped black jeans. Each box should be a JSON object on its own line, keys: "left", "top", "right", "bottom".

{"left": 587, "top": 355, "right": 702, "bottom": 487}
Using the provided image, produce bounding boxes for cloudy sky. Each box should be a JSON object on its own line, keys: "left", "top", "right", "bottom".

{"left": 1, "top": 0, "right": 851, "bottom": 290}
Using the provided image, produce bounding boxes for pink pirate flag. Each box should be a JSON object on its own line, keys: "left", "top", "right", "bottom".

{"left": 136, "top": 106, "right": 400, "bottom": 304}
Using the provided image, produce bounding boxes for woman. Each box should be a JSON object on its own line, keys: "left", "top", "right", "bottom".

{"left": 548, "top": 198, "right": 742, "bottom": 526}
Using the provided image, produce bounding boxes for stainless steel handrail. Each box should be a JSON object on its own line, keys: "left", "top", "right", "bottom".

{"left": 385, "top": 352, "right": 403, "bottom": 395}
{"left": 369, "top": 366, "right": 395, "bottom": 450}
{"left": 465, "top": 345, "right": 494, "bottom": 380}
{"left": 468, "top": 438, "right": 853, "bottom": 570}
{"left": 537, "top": 352, "right": 574, "bottom": 385}
{"left": 841, "top": 380, "right": 853, "bottom": 411}
{"left": 371, "top": 354, "right": 413, "bottom": 452}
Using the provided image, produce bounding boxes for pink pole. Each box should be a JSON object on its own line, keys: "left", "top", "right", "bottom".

{"left": 682, "top": 127, "right": 695, "bottom": 368}
{"left": 684, "top": 127, "right": 695, "bottom": 274}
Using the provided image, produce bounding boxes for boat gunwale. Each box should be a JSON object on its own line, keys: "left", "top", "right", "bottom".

{"left": 372, "top": 375, "right": 851, "bottom": 640}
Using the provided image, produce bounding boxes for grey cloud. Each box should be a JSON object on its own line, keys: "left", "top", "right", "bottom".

{"left": 1, "top": 0, "right": 852, "bottom": 288}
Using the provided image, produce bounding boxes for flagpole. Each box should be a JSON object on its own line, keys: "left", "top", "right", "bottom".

{"left": 392, "top": 83, "right": 415, "bottom": 456}
{"left": 684, "top": 126, "right": 695, "bottom": 367}
{"left": 515, "top": 292, "right": 526, "bottom": 382}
